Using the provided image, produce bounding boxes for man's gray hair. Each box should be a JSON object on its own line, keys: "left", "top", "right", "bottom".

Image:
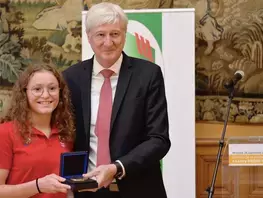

{"left": 85, "top": 2, "right": 128, "bottom": 33}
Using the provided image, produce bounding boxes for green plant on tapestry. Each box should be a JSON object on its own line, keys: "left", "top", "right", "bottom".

{"left": 23, "top": 37, "right": 46, "bottom": 55}
{"left": 9, "top": 27, "right": 25, "bottom": 43}
{"left": 41, "top": 45, "right": 52, "bottom": 63}
{"left": 48, "top": 30, "right": 68, "bottom": 46}
{"left": 22, "top": 37, "right": 53, "bottom": 63}
{"left": 51, "top": 53, "right": 73, "bottom": 69}
{"left": 0, "top": 22, "right": 24, "bottom": 83}
{"left": 0, "top": 54, "right": 22, "bottom": 83}
{"left": 0, "top": 1, "right": 28, "bottom": 84}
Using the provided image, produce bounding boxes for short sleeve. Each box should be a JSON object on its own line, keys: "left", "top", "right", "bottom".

{"left": 0, "top": 122, "right": 13, "bottom": 170}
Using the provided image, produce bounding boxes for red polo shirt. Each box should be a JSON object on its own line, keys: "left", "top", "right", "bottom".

{"left": 0, "top": 121, "right": 73, "bottom": 198}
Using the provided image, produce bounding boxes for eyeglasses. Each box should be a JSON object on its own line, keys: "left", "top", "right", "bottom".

{"left": 26, "top": 86, "right": 60, "bottom": 97}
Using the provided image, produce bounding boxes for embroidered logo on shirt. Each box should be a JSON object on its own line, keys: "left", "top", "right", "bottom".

{"left": 60, "top": 142, "right": 66, "bottom": 148}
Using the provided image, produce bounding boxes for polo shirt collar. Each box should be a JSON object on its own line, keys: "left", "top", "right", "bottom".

{"left": 31, "top": 126, "right": 59, "bottom": 136}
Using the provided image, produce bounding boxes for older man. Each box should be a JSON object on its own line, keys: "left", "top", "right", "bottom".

{"left": 63, "top": 2, "right": 170, "bottom": 198}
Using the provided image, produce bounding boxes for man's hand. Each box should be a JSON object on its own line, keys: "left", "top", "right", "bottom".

{"left": 82, "top": 164, "right": 117, "bottom": 190}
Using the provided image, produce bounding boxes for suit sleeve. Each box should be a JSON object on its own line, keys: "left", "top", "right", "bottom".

{"left": 0, "top": 124, "right": 13, "bottom": 170}
{"left": 118, "top": 66, "right": 171, "bottom": 176}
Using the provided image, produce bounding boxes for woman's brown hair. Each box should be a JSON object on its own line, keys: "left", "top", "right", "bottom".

{"left": 2, "top": 63, "right": 75, "bottom": 143}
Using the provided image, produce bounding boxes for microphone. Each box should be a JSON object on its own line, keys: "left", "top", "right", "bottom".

{"left": 224, "top": 70, "right": 244, "bottom": 89}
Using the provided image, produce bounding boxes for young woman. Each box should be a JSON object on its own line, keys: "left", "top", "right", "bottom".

{"left": 0, "top": 64, "right": 75, "bottom": 198}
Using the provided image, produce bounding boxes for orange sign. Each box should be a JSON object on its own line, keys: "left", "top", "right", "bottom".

{"left": 229, "top": 144, "right": 263, "bottom": 166}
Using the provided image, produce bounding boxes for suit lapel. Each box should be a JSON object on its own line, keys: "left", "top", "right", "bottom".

{"left": 111, "top": 53, "right": 132, "bottom": 131}
{"left": 79, "top": 54, "right": 132, "bottom": 135}
{"left": 80, "top": 58, "right": 93, "bottom": 142}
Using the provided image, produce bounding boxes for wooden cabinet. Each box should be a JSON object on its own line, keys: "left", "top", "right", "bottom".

{"left": 196, "top": 122, "right": 263, "bottom": 198}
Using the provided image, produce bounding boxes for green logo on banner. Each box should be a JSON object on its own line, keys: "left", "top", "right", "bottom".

{"left": 124, "top": 13, "right": 163, "bottom": 70}
{"left": 125, "top": 32, "right": 156, "bottom": 62}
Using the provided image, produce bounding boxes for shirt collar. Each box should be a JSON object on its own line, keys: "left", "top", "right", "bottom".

{"left": 93, "top": 54, "right": 123, "bottom": 76}
{"left": 32, "top": 126, "right": 59, "bottom": 136}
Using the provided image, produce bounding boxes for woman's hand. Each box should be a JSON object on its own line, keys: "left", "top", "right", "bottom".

{"left": 37, "top": 174, "right": 71, "bottom": 193}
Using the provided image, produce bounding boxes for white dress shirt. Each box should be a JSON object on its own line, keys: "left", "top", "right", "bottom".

{"left": 88, "top": 54, "right": 122, "bottom": 172}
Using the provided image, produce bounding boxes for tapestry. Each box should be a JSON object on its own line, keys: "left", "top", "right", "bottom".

{"left": 0, "top": 0, "right": 82, "bottom": 117}
{"left": 174, "top": 0, "right": 263, "bottom": 123}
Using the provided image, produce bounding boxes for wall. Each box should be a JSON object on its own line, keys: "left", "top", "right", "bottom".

{"left": 196, "top": 122, "right": 263, "bottom": 139}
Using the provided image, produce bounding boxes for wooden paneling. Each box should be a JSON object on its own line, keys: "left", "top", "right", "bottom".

{"left": 196, "top": 139, "right": 231, "bottom": 198}
{"left": 196, "top": 122, "right": 263, "bottom": 198}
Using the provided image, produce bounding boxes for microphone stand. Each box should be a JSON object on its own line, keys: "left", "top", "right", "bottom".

{"left": 206, "top": 85, "right": 235, "bottom": 198}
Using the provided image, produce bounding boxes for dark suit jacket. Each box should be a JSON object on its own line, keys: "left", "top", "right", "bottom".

{"left": 63, "top": 52, "right": 170, "bottom": 198}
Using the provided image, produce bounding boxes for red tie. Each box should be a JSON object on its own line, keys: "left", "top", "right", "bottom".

{"left": 96, "top": 69, "right": 114, "bottom": 166}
